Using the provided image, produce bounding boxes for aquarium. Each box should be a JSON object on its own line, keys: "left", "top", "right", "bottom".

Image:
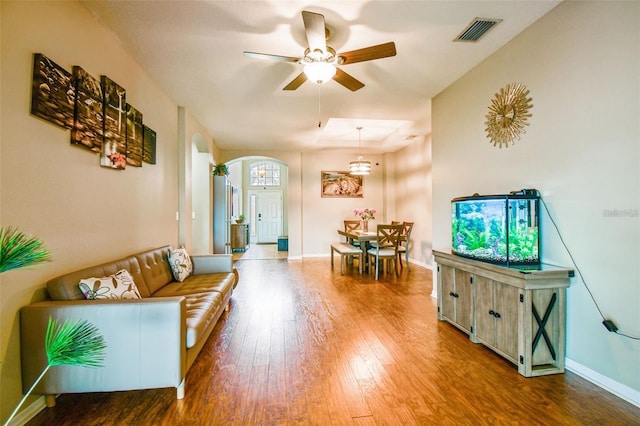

{"left": 451, "top": 190, "right": 540, "bottom": 266}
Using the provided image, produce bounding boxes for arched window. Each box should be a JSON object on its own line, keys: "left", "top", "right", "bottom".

{"left": 250, "top": 160, "right": 280, "bottom": 186}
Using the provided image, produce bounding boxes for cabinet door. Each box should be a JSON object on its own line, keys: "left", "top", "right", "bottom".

{"left": 231, "top": 224, "right": 246, "bottom": 249}
{"left": 474, "top": 275, "right": 495, "bottom": 345}
{"left": 474, "top": 276, "right": 519, "bottom": 362}
{"left": 455, "top": 269, "right": 473, "bottom": 332}
{"left": 494, "top": 282, "right": 518, "bottom": 361}
{"left": 439, "top": 265, "right": 455, "bottom": 322}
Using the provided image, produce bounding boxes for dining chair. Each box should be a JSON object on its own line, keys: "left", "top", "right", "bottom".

{"left": 343, "top": 220, "right": 362, "bottom": 246}
{"left": 368, "top": 222, "right": 399, "bottom": 249}
{"left": 367, "top": 224, "right": 402, "bottom": 280}
{"left": 397, "top": 221, "right": 414, "bottom": 271}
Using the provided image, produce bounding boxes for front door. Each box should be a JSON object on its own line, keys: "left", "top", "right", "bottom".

{"left": 256, "top": 190, "right": 282, "bottom": 243}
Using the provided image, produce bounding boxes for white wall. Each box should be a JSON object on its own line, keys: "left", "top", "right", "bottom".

{"left": 0, "top": 1, "right": 199, "bottom": 420}
{"left": 192, "top": 141, "right": 211, "bottom": 255}
{"left": 302, "top": 151, "right": 386, "bottom": 257}
{"left": 433, "top": 1, "right": 639, "bottom": 402}
{"left": 179, "top": 108, "right": 216, "bottom": 252}
{"left": 393, "top": 134, "right": 433, "bottom": 269}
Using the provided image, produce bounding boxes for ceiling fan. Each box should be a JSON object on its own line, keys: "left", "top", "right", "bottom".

{"left": 243, "top": 11, "right": 397, "bottom": 91}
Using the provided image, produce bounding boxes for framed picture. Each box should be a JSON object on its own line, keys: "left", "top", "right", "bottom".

{"left": 31, "top": 53, "right": 75, "bottom": 129}
{"left": 143, "top": 125, "right": 157, "bottom": 165}
{"left": 100, "top": 76, "right": 127, "bottom": 169}
{"left": 125, "top": 104, "right": 143, "bottom": 167}
{"left": 70, "top": 66, "right": 103, "bottom": 152}
{"left": 321, "top": 171, "right": 363, "bottom": 198}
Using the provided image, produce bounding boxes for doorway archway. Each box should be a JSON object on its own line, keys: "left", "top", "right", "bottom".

{"left": 226, "top": 157, "right": 288, "bottom": 246}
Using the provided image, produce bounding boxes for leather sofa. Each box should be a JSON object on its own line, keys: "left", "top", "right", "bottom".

{"left": 19, "top": 245, "right": 238, "bottom": 406}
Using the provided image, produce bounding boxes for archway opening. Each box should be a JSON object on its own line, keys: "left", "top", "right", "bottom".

{"left": 225, "top": 157, "right": 288, "bottom": 246}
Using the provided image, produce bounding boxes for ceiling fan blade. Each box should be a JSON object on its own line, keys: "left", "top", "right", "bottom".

{"left": 302, "top": 11, "right": 327, "bottom": 54}
{"left": 338, "top": 42, "right": 397, "bottom": 65}
{"left": 283, "top": 72, "right": 308, "bottom": 91}
{"left": 333, "top": 68, "right": 364, "bottom": 91}
{"left": 243, "top": 51, "right": 300, "bottom": 63}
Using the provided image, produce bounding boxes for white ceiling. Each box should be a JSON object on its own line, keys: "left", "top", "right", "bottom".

{"left": 82, "top": 1, "right": 561, "bottom": 154}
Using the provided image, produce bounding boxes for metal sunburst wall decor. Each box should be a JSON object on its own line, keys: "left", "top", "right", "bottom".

{"left": 485, "top": 82, "right": 533, "bottom": 148}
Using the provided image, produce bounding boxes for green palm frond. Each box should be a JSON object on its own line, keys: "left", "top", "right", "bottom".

{"left": 46, "top": 317, "right": 107, "bottom": 368}
{"left": 0, "top": 226, "right": 51, "bottom": 273}
{"left": 3, "top": 317, "right": 106, "bottom": 426}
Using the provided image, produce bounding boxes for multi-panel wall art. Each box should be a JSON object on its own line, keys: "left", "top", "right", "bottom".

{"left": 71, "top": 66, "right": 103, "bottom": 152}
{"left": 30, "top": 53, "right": 157, "bottom": 170}
{"left": 143, "top": 125, "right": 157, "bottom": 165}
{"left": 125, "top": 104, "right": 143, "bottom": 167}
{"left": 100, "top": 76, "right": 127, "bottom": 169}
{"left": 31, "top": 53, "right": 75, "bottom": 129}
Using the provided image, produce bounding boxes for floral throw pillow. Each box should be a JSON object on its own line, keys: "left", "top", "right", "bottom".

{"left": 168, "top": 246, "right": 193, "bottom": 282}
{"left": 79, "top": 269, "right": 142, "bottom": 300}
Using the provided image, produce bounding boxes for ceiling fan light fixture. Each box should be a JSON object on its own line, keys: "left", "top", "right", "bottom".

{"left": 303, "top": 61, "right": 336, "bottom": 84}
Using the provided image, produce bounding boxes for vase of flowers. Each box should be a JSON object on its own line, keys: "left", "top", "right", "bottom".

{"left": 354, "top": 208, "right": 376, "bottom": 232}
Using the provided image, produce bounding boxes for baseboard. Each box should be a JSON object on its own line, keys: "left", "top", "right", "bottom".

{"left": 304, "top": 254, "right": 434, "bottom": 271}
{"left": 407, "top": 258, "right": 432, "bottom": 271}
{"left": 302, "top": 253, "right": 327, "bottom": 258}
{"left": 565, "top": 357, "right": 640, "bottom": 408}
{"left": 10, "top": 395, "right": 48, "bottom": 426}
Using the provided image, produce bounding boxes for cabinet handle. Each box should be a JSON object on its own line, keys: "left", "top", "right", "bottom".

{"left": 489, "top": 310, "right": 495, "bottom": 316}
{"left": 494, "top": 312, "right": 501, "bottom": 318}
{"left": 449, "top": 292, "right": 459, "bottom": 298}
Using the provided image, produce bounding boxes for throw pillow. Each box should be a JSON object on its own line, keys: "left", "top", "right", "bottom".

{"left": 168, "top": 246, "right": 193, "bottom": 282}
{"left": 79, "top": 269, "right": 142, "bottom": 300}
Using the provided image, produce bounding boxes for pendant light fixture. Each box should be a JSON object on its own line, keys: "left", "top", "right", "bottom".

{"left": 349, "top": 126, "right": 371, "bottom": 175}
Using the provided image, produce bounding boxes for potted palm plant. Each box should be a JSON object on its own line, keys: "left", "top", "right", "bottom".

{"left": 213, "top": 163, "right": 228, "bottom": 176}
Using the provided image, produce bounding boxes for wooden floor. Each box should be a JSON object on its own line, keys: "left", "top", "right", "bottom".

{"left": 232, "top": 243, "right": 288, "bottom": 261}
{"left": 28, "top": 257, "right": 640, "bottom": 425}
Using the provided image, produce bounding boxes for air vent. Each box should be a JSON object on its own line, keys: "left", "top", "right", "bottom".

{"left": 454, "top": 18, "right": 502, "bottom": 42}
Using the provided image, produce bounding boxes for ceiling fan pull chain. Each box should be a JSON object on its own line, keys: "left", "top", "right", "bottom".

{"left": 318, "top": 85, "right": 322, "bottom": 128}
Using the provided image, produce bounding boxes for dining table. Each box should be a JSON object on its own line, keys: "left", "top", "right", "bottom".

{"left": 337, "top": 228, "right": 378, "bottom": 273}
{"left": 337, "top": 227, "right": 407, "bottom": 274}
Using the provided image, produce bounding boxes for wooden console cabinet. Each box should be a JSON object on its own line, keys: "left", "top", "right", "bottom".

{"left": 434, "top": 250, "right": 574, "bottom": 377}
{"left": 231, "top": 223, "right": 249, "bottom": 252}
